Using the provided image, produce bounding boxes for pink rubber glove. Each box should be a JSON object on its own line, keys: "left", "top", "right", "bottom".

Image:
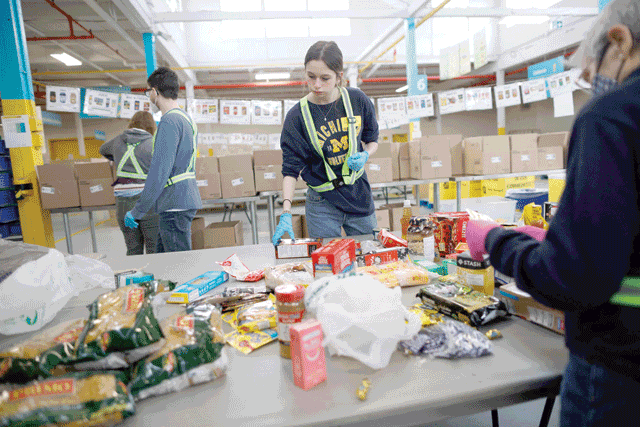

{"left": 466, "top": 220, "right": 500, "bottom": 261}
{"left": 515, "top": 225, "right": 546, "bottom": 241}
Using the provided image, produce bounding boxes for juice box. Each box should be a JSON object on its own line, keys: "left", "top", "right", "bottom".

{"left": 290, "top": 320, "right": 326, "bottom": 390}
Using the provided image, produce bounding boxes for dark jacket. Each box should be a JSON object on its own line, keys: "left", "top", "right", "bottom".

{"left": 99, "top": 128, "right": 153, "bottom": 181}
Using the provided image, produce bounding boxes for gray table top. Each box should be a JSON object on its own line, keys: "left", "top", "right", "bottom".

{"left": 0, "top": 243, "right": 568, "bottom": 427}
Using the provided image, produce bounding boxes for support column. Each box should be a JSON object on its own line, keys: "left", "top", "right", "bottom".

{"left": 496, "top": 69, "right": 506, "bottom": 135}
{"left": 185, "top": 80, "right": 195, "bottom": 116}
{"left": 347, "top": 66, "right": 359, "bottom": 88}
{"left": 1, "top": 0, "right": 54, "bottom": 247}
{"left": 405, "top": 17, "right": 421, "bottom": 142}
{"left": 143, "top": 33, "right": 157, "bottom": 77}
{"left": 75, "top": 112, "right": 86, "bottom": 157}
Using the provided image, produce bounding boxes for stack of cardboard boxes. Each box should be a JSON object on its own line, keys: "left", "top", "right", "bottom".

{"left": 195, "top": 157, "right": 222, "bottom": 200}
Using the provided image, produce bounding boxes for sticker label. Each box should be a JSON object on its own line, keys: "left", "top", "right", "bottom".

{"left": 264, "top": 172, "right": 276, "bottom": 180}
{"left": 196, "top": 180, "right": 208, "bottom": 187}
{"left": 520, "top": 154, "right": 530, "bottom": 161}
{"left": 10, "top": 379, "right": 75, "bottom": 401}
{"left": 369, "top": 164, "right": 381, "bottom": 171}
{"left": 431, "top": 160, "right": 443, "bottom": 168}
{"left": 546, "top": 153, "right": 556, "bottom": 160}
{"left": 41, "top": 186, "right": 55, "bottom": 195}
{"left": 89, "top": 184, "right": 103, "bottom": 193}
{"left": 232, "top": 177, "right": 244, "bottom": 187}
{"left": 54, "top": 326, "right": 84, "bottom": 344}
{"left": 491, "top": 156, "right": 501, "bottom": 164}
{"left": 125, "top": 288, "right": 145, "bottom": 313}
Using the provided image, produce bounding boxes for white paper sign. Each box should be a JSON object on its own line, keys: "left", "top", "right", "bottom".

{"left": 1, "top": 115, "right": 32, "bottom": 147}
{"left": 377, "top": 97, "right": 408, "bottom": 127}
{"left": 439, "top": 46, "right": 451, "bottom": 80}
{"left": 473, "top": 29, "right": 488, "bottom": 70}
{"left": 438, "top": 89, "right": 466, "bottom": 115}
{"left": 119, "top": 94, "right": 151, "bottom": 119}
{"left": 458, "top": 41, "right": 471, "bottom": 76}
{"left": 192, "top": 99, "right": 219, "bottom": 123}
{"left": 220, "top": 100, "right": 251, "bottom": 125}
{"left": 406, "top": 94, "right": 434, "bottom": 119}
{"left": 547, "top": 71, "right": 574, "bottom": 98}
{"left": 284, "top": 100, "right": 298, "bottom": 119}
{"left": 553, "top": 92, "right": 575, "bottom": 117}
{"left": 465, "top": 87, "right": 492, "bottom": 111}
{"left": 494, "top": 83, "right": 522, "bottom": 108}
{"left": 251, "top": 100, "right": 282, "bottom": 125}
{"left": 83, "top": 89, "right": 119, "bottom": 118}
{"left": 521, "top": 78, "right": 548, "bottom": 104}
{"left": 46, "top": 86, "right": 81, "bottom": 113}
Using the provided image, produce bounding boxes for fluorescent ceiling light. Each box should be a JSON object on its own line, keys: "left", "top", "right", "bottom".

{"left": 50, "top": 53, "right": 82, "bottom": 66}
{"left": 395, "top": 85, "right": 408, "bottom": 93}
{"left": 255, "top": 72, "right": 291, "bottom": 80}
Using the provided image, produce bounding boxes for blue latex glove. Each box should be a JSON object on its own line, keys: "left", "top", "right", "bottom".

{"left": 124, "top": 211, "right": 139, "bottom": 229}
{"left": 272, "top": 212, "right": 294, "bottom": 246}
{"left": 347, "top": 151, "right": 369, "bottom": 172}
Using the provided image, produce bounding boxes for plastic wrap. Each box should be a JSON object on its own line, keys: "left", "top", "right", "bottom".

{"left": 358, "top": 261, "right": 438, "bottom": 288}
{"left": 264, "top": 261, "right": 315, "bottom": 290}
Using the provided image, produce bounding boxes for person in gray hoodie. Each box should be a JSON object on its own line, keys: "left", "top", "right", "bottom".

{"left": 100, "top": 111, "right": 159, "bottom": 255}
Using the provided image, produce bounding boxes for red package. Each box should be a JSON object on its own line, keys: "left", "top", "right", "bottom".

{"left": 430, "top": 212, "right": 469, "bottom": 257}
{"left": 377, "top": 229, "right": 408, "bottom": 248}
{"left": 311, "top": 239, "right": 356, "bottom": 278}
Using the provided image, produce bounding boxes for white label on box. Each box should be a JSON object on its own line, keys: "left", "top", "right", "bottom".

{"left": 369, "top": 164, "right": 381, "bottom": 171}
{"left": 520, "top": 154, "right": 530, "bottom": 161}
{"left": 196, "top": 180, "right": 208, "bottom": 187}
{"left": 491, "top": 156, "right": 501, "bottom": 164}
{"left": 277, "top": 244, "right": 308, "bottom": 258}
{"left": 546, "top": 153, "right": 556, "bottom": 160}
{"left": 423, "top": 235, "right": 435, "bottom": 261}
{"left": 231, "top": 177, "right": 244, "bottom": 186}
{"left": 89, "top": 184, "right": 103, "bottom": 193}
{"left": 264, "top": 172, "right": 276, "bottom": 180}
{"left": 41, "top": 186, "right": 55, "bottom": 195}
{"left": 528, "top": 307, "right": 554, "bottom": 329}
{"left": 431, "top": 160, "right": 443, "bottom": 168}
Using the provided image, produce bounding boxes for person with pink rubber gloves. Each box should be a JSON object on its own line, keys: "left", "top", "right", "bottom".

{"left": 467, "top": 2, "right": 640, "bottom": 425}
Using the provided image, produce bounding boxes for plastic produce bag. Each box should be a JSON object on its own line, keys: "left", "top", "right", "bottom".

{"left": 305, "top": 272, "right": 421, "bottom": 369}
{"left": 65, "top": 254, "right": 116, "bottom": 293}
{"left": 0, "top": 241, "right": 74, "bottom": 335}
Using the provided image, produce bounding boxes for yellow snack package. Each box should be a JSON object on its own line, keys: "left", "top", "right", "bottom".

{"left": 225, "top": 329, "right": 278, "bottom": 354}
{"left": 408, "top": 304, "right": 443, "bottom": 327}
{"left": 522, "top": 203, "right": 547, "bottom": 229}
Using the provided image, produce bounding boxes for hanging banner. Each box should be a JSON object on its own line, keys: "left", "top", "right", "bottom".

{"left": 473, "top": 28, "right": 488, "bottom": 69}
{"left": 254, "top": 133, "right": 269, "bottom": 147}
{"left": 83, "top": 89, "right": 119, "bottom": 118}
{"left": 192, "top": 99, "right": 219, "bottom": 123}
{"left": 406, "top": 94, "right": 434, "bottom": 119}
{"left": 464, "top": 87, "right": 492, "bottom": 111}
{"left": 220, "top": 100, "right": 251, "bottom": 125}
{"left": 521, "top": 78, "right": 548, "bottom": 104}
{"left": 283, "top": 100, "right": 298, "bottom": 119}
{"left": 377, "top": 97, "right": 407, "bottom": 123}
{"left": 458, "top": 41, "right": 471, "bottom": 76}
{"left": 251, "top": 100, "right": 282, "bottom": 125}
{"left": 439, "top": 46, "right": 451, "bottom": 81}
{"left": 494, "top": 83, "right": 522, "bottom": 108}
{"left": 119, "top": 93, "right": 151, "bottom": 119}
{"left": 46, "top": 86, "right": 81, "bottom": 113}
{"left": 547, "top": 71, "right": 574, "bottom": 98}
{"left": 438, "top": 89, "right": 466, "bottom": 115}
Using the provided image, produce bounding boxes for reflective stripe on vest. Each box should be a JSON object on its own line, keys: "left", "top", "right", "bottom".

{"left": 299, "top": 86, "right": 364, "bottom": 192}
{"left": 116, "top": 141, "right": 147, "bottom": 179}
{"left": 610, "top": 277, "right": 640, "bottom": 307}
{"left": 151, "top": 109, "right": 198, "bottom": 188}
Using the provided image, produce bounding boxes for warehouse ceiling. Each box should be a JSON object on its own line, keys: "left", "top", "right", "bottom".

{"left": 18, "top": 0, "right": 596, "bottom": 105}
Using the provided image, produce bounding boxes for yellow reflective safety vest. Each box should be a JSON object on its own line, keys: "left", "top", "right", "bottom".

{"left": 151, "top": 109, "right": 198, "bottom": 188}
{"left": 116, "top": 140, "right": 147, "bottom": 180}
{"left": 299, "top": 86, "right": 364, "bottom": 192}
{"left": 610, "top": 276, "right": 640, "bottom": 308}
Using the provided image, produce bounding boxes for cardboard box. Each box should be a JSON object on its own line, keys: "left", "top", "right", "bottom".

{"left": 275, "top": 238, "right": 323, "bottom": 259}
{"left": 290, "top": 321, "right": 327, "bottom": 390}
{"left": 398, "top": 143, "right": 410, "bottom": 180}
{"left": 375, "top": 208, "right": 391, "bottom": 230}
{"left": 456, "top": 252, "right": 495, "bottom": 296}
{"left": 370, "top": 142, "right": 392, "bottom": 159}
{"left": 510, "top": 134, "right": 539, "bottom": 173}
{"left": 191, "top": 216, "right": 205, "bottom": 250}
{"left": 377, "top": 229, "right": 407, "bottom": 248}
{"left": 356, "top": 247, "right": 408, "bottom": 267}
{"left": 496, "top": 283, "right": 565, "bottom": 335}
{"left": 301, "top": 214, "right": 310, "bottom": 238}
{"left": 538, "top": 132, "right": 569, "bottom": 167}
{"left": 253, "top": 149, "right": 283, "bottom": 166}
{"left": 462, "top": 137, "right": 483, "bottom": 175}
{"left": 390, "top": 143, "right": 400, "bottom": 181}
{"left": 419, "top": 135, "right": 463, "bottom": 179}
{"left": 196, "top": 157, "right": 219, "bottom": 176}
{"left": 167, "top": 271, "right": 229, "bottom": 304}
{"left": 482, "top": 136, "right": 511, "bottom": 175}
{"left": 538, "top": 146, "right": 564, "bottom": 170}
{"left": 218, "top": 154, "right": 253, "bottom": 173}
{"left": 220, "top": 170, "right": 256, "bottom": 198}
{"left": 295, "top": 177, "right": 307, "bottom": 189}
{"left": 312, "top": 239, "right": 356, "bottom": 278}
{"left": 366, "top": 157, "right": 393, "bottom": 183}
{"left": 202, "top": 221, "right": 243, "bottom": 248}
{"left": 254, "top": 165, "right": 283, "bottom": 192}
{"left": 379, "top": 203, "right": 420, "bottom": 232}
{"left": 75, "top": 162, "right": 115, "bottom": 207}
{"left": 196, "top": 173, "right": 222, "bottom": 200}
{"left": 408, "top": 140, "right": 422, "bottom": 179}
{"left": 36, "top": 163, "right": 80, "bottom": 209}
{"left": 276, "top": 213, "right": 303, "bottom": 239}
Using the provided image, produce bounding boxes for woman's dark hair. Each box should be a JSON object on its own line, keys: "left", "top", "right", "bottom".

{"left": 147, "top": 66, "right": 179, "bottom": 99}
{"left": 304, "top": 41, "right": 344, "bottom": 84}
{"left": 128, "top": 111, "right": 156, "bottom": 135}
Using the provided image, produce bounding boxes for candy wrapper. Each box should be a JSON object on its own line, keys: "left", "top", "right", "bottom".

{"left": 216, "top": 254, "right": 264, "bottom": 282}
{"left": 225, "top": 329, "right": 278, "bottom": 354}
{"left": 222, "top": 295, "right": 277, "bottom": 331}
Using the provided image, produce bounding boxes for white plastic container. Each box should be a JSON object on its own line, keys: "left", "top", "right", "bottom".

{"left": 438, "top": 196, "right": 517, "bottom": 223}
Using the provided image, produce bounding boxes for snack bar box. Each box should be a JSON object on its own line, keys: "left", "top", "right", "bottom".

{"left": 311, "top": 239, "right": 356, "bottom": 278}
{"left": 356, "top": 247, "right": 409, "bottom": 267}
{"left": 168, "top": 271, "right": 229, "bottom": 304}
{"left": 430, "top": 212, "right": 470, "bottom": 258}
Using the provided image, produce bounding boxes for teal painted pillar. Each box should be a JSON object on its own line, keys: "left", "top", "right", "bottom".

{"left": 1, "top": 0, "right": 34, "bottom": 100}
{"left": 598, "top": 0, "right": 614, "bottom": 12}
{"left": 405, "top": 18, "right": 418, "bottom": 98}
{"left": 143, "top": 32, "right": 157, "bottom": 77}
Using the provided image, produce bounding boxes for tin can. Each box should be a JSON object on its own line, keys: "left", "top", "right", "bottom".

{"left": 275, "top": 284, "right": 305, "bottom": 359}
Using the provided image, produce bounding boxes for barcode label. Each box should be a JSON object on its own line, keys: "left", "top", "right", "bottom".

{"left": 520, "top": 154, "right": 530, "bottom": 161}
{"left": 546, "top": 154, "right": 556, "bottom": 160}
{"left": 196, "top": 180, "right": 208, "bottom": 187}
{"left": 491, "top": 157, "right": 501, "bottom": 164}
{"left": 369, "top": 164, "right": 381, "bottom": 171}
{"left": 89, "top": 185, "right": 103, "bottom": 193}
{"left": 232, "top": 177, "right": 244, "bottom": 186}
{"left": 264, "top": 172, "right": 276, "bottom": 180}
{"left": 431, "top": 161, "right": 442, "bottom": 168}
{"left": 41, "top": 187, "right": 55, "bottom": 195}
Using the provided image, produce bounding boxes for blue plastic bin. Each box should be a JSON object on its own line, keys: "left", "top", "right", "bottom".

{"left": 9, "top": 221, "right": 21, "bottom": 236}
{"left": 0, "top": 223, "right": 9, "bottom": 238}
{"left": 505, "top": 188, "right": 549, "bottom": 210}
{"left": 0, "top": 140, "right": 7, "bottom": 155}
{"left": 0, "top": 156, "right": 10, "bottom": 171}
{"left": 0, "top": 205, "right": 19, "bottom": 223}
{"left": 0, "top": 189, "right": 16, "bottom": 205}
{"left": 0, "top": 171, "right": 12, "bottom": 189}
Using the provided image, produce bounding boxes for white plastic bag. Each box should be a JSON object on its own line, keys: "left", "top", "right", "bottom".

{"left": 305, "top": 273, "right": 421, "bottom": 369}
{"left": 66, "top": 254, "right": 116, "bottom": 293}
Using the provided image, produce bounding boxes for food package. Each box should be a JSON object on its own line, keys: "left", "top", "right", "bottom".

{"left": 0, "top": 319, "right": 86, "bottom": 384}
{"left": 74, "top": 286, "right": 165, "bottom": 369}
{"left": 311, "top": 239, "right": 357, "bottom": 278}
{"left": 455, "top": 252, "right": 495, "bottom": 296}
{"left": 377, "top": 228, "right": 408, "bottom": 248}
{"left": 128, "top": 304, "right": 228, "bottom": 401}
{"left": 167, "top": 271, "right": 229, "bottom": 304}
{"left": 358, "top": 260, "right": 437, "bottom": 288}
{"left": 222, "top": 295, "right": 277, "bottom": 332}
{"left": 416, "top": 278, "right": 508, "bottom": 326}
{"left": 520, "top": 203, "right": 546, "bottom": 229}
{"left": 406, "top": 216, "right": 437, "bottom": 259}
{"left": 356, "top": 246, "right": 409, "bottom": 268}
{"left": 225, "top": 329, "right": 278, "bottom": 355}
{"left": 430, "top": 212, "right": 470, "bottom": 258}
{"left": 216, "top": 254, "right": 264, "bottom": 282}
{"left": 275, "top": 238, "right": 323, "bottom": 259}
{"left": 0, "top": 371, "right": 135, "bottom": 427}
{"left": 113, "top": 270, "right": 154, "bottom": 288}
{"left": 264, "top": 261, "right": 315, "bottom": 290}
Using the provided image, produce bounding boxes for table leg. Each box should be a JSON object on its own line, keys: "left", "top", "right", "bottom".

{"left": 538, "top": 396, "right": 556, "bottom": 427}
{"left": 413, "top": 184, "right": 419, "bottom": 205}
{"left": 491, "top": 408, "right": 499, "bottom": 427}
{"left": 267, "top": 194, "right": 275, "bottom": 240}
{"left": 62, "top": 212, "right": 74, "bottom": 254}
{"left": 433, "top": 183, "right": 440, "bottom": 212}
{"left": 88, "top": 211, "right": 98, "bottom": 253}
{"left": 250, "top": 200, "right": 259, "bottom": 244}
{"left": 456, "top": 181, "right": 462, "bottom": 212}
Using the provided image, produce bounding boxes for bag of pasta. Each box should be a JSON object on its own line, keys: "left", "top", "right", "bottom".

{"left": 0, "top": 371, "right": 135, "bottom": 427}
{"left": 358, "top": 261, "right": 437, "bottom": 288}
{"left": 74, "top": 285, "right": 165, "bottom": 370}
{"left": 128, "top": 304, "right": 227, "bottom": 401}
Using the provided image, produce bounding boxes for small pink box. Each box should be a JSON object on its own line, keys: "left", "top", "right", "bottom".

{"left": 290, "top": 320, "right": 327, "bottom": 390}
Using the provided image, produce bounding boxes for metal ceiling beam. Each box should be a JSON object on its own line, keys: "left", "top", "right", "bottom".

{"left": 24, "top": 23, "right": 128, "bottom": 85}
{"left": 153, "top": 7, "right": 598, "bottom": 23}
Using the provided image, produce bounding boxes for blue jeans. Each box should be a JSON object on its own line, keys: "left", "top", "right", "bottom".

{"left": 305, "top": 188, "right": 377, "bottom": 238}
{"left": 560, "top": 352, "right": 640, "bottom": 426}
{"left": 157, "top": 209, "right": 197, "bottom": 253}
